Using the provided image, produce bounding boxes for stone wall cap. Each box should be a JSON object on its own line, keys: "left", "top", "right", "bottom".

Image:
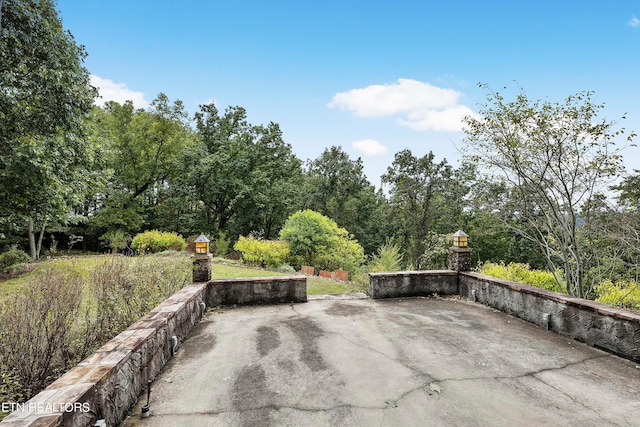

{"left": 369, "top": 270, "right": 457, "bottom": 277}
{"left": 209, "top": 275, "right": 306, "bottom": 284}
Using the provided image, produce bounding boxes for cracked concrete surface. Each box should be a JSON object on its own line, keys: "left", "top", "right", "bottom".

{"left": 122, "top": 296, "right": 640, "bottom": 426}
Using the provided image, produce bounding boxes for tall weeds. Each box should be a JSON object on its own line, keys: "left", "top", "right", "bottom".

{"left": 0, "top": 254, "right": 191, "bottom": 414}
{"left": 0, "top": 266, "right": 84, "bottom": 401}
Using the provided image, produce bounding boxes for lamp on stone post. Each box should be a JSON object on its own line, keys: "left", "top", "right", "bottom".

{"left": 449, "top": 230, "right": 471, "bottom": 272}
{"left": 192, "top": 234, "right": 212, "bottom": 282}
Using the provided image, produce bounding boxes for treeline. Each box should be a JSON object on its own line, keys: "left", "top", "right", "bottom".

{"left": 4, "top": 90, "right": 639, "bottom": 290}
{"left": 1, "top": 92, "right": 490, "bottom": 265}
{"left": 2, "top": 0, "right": 640, "bottom": 301}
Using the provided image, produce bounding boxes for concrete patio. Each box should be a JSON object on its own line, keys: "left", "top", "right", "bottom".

{"left": 121, "top": 295, "right": 640, "bottom": 426}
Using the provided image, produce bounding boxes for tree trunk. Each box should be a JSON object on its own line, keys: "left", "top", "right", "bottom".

{"left": 36, "top": 220, "right": 46, "bottom": 259}
{"left": 27, "top": 217, "right": 47, "bottom": 260}
{"left": 28, "top": 218, "right": 37, "bottom": 260}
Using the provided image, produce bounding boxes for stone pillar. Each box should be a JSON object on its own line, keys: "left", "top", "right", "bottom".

{"left": 449, "top": 247, "right": 471, "bottom": 272}
{"left": 192, "top": 254, "right": 212, "bottom": 282}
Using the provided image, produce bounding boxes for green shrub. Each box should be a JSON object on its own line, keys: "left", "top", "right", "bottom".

{"left": 275, "top": 264, "right": 296, "bottom": 274}
{"left": 478, "top": 262, "right": 563, "bottom": 293}
{"left": 0, "top": 266, "right": 84, "bottom": 401}
{"left": 0, "top": 254, "right": 191, "bottom": 410}
{"left": 87, "top": 254, "right": 191, "bottom": 343}
{"left": 131, "top": 230, "right": 186, "bottom": 254}
{"left": 100, "top": 229, "right": 130, "bottom": 253}
{"left": 213, "top": 231, "right": 231, "bottom": 257}
{"left": 0, "top": 248, "right": 32, "bottom": 271}
{"left": 350, "top": 269, "right": 370, "bottom": 294}
{"left": 234, "top": 235, "right": 290, "bottom": 269}
{"left": 595, "top": 280, "right": 640, "bottom": 311}
{"left": 368, "top": 240, "right": 403, "bottom": 273}
{"left": 279, "top": 210, "right": 365, "bottom": 275}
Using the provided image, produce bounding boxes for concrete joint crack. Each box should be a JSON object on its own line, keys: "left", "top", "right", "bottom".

{"left": 289, "top": 303, "right": 301, "bottom": 316}
{"left": 326, "top": 329, "right": 434, "bottom": 381}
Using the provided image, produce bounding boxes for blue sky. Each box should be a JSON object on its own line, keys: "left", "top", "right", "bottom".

{"left": 56, "top": 0, "right": 640, "bottom": 187}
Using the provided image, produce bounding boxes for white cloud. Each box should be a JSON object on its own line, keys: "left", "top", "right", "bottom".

{"left": 327, "top": 78, "right": 472, "bottom": 132}
{"left": 353, "top": 139, "right": 388, "bottom": 157}
{"left": 397, "top": 104, "right": 476, "bottom": 132}
{"left": 90, "top": 75, "right": 149, "bottom": 109}
{"left": 629, "top": 16, "right": 640, "bottom": 27}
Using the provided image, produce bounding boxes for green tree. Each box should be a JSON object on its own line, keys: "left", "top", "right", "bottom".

{"left": 189, "top": 103, "right": 302, "bottom": 238}
{"left": 463, "top": 179, "right": 549, "bottom": 269}
{"left": 0, "top": 0, "right": 96, "bottom": 258}
{"left": 87, "top": 95, "right": 195, "bottom": 247}
{"left": 382, "top": 149, "right": 467, "bottom": 267}
{"left": 302, "top": 146, "right": 388, "bottom": 254}
{"left": 463, "top": 85, "right": 633, "bottom": 297}
{"left": 279, "top": 210, "right": 365, "bottom": 274}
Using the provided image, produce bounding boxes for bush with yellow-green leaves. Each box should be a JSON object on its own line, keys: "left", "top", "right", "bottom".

{"left": 234, "top": 235, "right": 290, "bottom": 269}
{"left": 594, "top": 280, "right": 640, "bottom": 311}
{"left": 478, "top": 262, "right": 563, "bottom": 293}
{"left": 131, "top": 230, "right": 186, "bottom": 254}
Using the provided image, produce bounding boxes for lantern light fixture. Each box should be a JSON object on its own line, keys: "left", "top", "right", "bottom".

{"left": 452, "top": 230, "right": 469, "bottom": 248}
{"left": 194, "top": 233, "right": 210, "bottom": 255}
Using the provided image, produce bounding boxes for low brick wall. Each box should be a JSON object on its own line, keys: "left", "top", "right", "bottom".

{"left": 369, "top": 270, "right": 459, "bottom": 299}
{"left": 1, "top": 284, "right": 207, "bottom": 427}
{"left": 207, "top": 276, "right": 307, "bottom": 306}
{"left": 460, "top": 272, "right": 640, "bottom": 363}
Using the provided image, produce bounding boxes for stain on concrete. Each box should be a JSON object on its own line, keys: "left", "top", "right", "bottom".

{"left": 257, "top": 326, "right": 281, "bottom": 357}
{"left": 173, "top": 320, "right": 216, "bottom": 359}
{"left": 232, "top": 364, "right": 274, "bottom": 426}
{"left": 180, "top": 332, "right": 216, "bottom": 359}
{"left": 325, "top": 303, "right": 369, "bottom": 317}
{"left": 285, "top": 317, "right": 327, "bottom": 372}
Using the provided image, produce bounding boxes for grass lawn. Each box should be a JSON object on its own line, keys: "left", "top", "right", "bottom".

{"left": 210, "top": 261, "right": 361, "bottom": 295}
{"left": 0, "top": 256, "right": 103, "bottom": 299}
{"left": 307, "top": 276, "right": 362, "bottom": 295}
{"left": 0, "top": 256, "right": 364, "bottom": 299}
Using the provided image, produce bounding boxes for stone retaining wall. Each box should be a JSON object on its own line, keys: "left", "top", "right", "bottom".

{"left": 207, "top": 276, "right": 307, "bottom": 306}
{"left": 1, "top": 284, "right": 208, "bottom": 426}
{"left": 5, "top": 269, "right": 639, "bottom": 425}
{"left": 460, "top": 272, "right": 640, "bottom": 363}
{"left": 2, "top": 275, "right": 309, "bottom": 426}
{"left": 369, "top": 270, "right": 459, "bottom": 299}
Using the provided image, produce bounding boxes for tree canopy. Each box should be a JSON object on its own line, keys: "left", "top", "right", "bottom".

{"left": 279, "top": 210, "right": 365, "bottom": 274}
{"left": 463, "top": 85, "right": 634, "bottom": 297}
{"left": 0, "top": 0, "right": 96, "bottom": 258}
